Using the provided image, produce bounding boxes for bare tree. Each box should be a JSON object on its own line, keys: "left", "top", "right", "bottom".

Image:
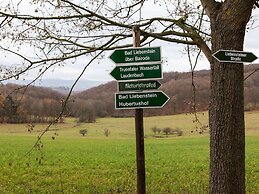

{"left": 0, "top": 0, "right": 258, "bottom": 192}
{"left": 79, "top": 129, "right": 88, "bottom": 136}
{"left": 2, "top": 95, "right": 19, "bottom": 123}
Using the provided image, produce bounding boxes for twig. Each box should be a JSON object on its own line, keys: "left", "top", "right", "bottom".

{"left": 244, "top": 66, "right": 259, "bottom": 81}
{"left": 26, "top": 49, "right": 105, "bottom": 155}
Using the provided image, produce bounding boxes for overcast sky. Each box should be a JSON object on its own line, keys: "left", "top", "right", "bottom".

{"left": 1, "top": 1, "right": 259, "bottom": 83}
{"left": 43, "top": 9, "right": 259, "bottom": 82}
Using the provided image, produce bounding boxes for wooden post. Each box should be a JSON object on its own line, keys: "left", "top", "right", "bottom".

{"left": 133, "top": 25, "right": 146, "bottom": 194}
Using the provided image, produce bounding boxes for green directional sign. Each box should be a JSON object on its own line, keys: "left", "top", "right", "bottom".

{"left": 110, "top": 47, "right": 161, "bottom": 64}
{"left": 213, "top": 50, "right": 257, "bottom": 63}
{"left": 118, "top": 80, "right": 161, "bottom": 92}
{"left": 115, "top": 91, "right": 170, "bottom": 109}
{"left": 110, "top": 64, "right": 162, "bottom": 81}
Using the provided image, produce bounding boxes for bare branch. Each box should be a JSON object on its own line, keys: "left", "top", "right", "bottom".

{"left": 28, "top": 48, "right": 105, "bottom": 154}
{"left": 0, "top": 11, "right": 92, "bottom": 20}
{"left": 244, "top": 66, "right": 259, "bottom": 81}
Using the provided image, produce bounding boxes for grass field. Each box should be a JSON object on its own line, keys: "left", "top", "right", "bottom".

{"left": 0, "top": 111, "right": 259, "bottom": 193}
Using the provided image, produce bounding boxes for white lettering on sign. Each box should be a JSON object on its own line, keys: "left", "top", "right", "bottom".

{"left": 120, "top": 73, "right": 144, "bottom": 79}
{"left": 225, "top": 52, "right": 247, "bottom": 57}
{"left": 119, "top": 65, "right": 159, "bottom": 73}
{"left": 118, "top": 101, "right": 149, "bottom": 107}
{"left": 124, "top": 51, "right": 132, "bottom": 55}
{"left": 129, "top": 93, "right": 157, "bottom": 99}
{"left": 118, "top": 94, "right": 128, "bottom": 100}
{"left": 133, "top": 49, "right": 156, "bottom": 55}
{"left": 120, "top": 66, "right": 139, "bottom": 72}
{"left": 139, "top": 65, "right": 159, "bottom": 71}
{"left": 135, "top": 56, "right": 150, "bottom": 61}
{"left": 231, "top": 57, "right": 241, "bottom": 61}
{"left": 125, "top": 57, "right": 134, "bottom": 62}
{"left": 124, "top": 82, "right": 156, "bottom": 89}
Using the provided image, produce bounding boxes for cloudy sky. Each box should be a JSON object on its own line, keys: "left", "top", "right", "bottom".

{"left": 42, "top": 10, "right": 259, "bottom": 82}
{"left": 1, "top": 1, "right": 259, "bottom": 83}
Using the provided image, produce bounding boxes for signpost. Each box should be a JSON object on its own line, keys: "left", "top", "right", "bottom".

{"left": 118, "top": 80, "right": 161, "bottom": 92}
{"left": 115, "top": 91, "right": 169, "bottom": 109}
{"left": 109, "top": 26, "right": 169, "bottom": 194}
{"left": 132, "top": 26, "right": 145, "bottom": 194}
{"left": 110, "top": 64, "right": 162, "bottom": 81}
{"left": 213, "top": 50, "right": 257, "bottom": 63}
{"left": 109, "top": 47, "right": 161, "bottom": 64}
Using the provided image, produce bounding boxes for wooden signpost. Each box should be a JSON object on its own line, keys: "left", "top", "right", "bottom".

{"left": 109, "top": 26, "right": 170, "bottom": 194}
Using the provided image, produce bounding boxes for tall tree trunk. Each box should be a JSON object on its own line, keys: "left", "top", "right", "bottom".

{"left": 209, "top": 2, "right": 255, "bottom": 193}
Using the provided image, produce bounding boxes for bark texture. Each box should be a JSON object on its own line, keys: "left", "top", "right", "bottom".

{"left": 208, "top": 1, "right": 255, "bottom": 193}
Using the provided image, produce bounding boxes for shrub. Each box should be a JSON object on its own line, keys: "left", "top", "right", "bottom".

{"left": 162, "top": 127, "right": 173, "bottom": 135}
{"left": 153, "top": 127, "right": 183, "bottom": 137}
{"left": 79, "top": 129, "right": 88, "bottom": 136}
{"left": 174, "top": 128, "right": 183, "bottom": 136}
{"left": 104, "top": 128, "right": 110, "bottom": 137}
{"left": 151, "top": 126, "right": 162, "bottom": 135}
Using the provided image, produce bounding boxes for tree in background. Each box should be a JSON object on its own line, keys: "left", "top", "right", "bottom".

{"left": 0, "top": 94, "right": 5, "bottom": 123}
{"left": 0, "top": 0, "right": 258, "bottom": 192}
{"left": 72, "top": 99, "right": 96, "bottom": 123}
{"left": 2, "top": 96, "right": 20, "bottom": 123}
{"left": 0, "top": 84, "right": 64, "bottom": 123}
{"left": 79, "top": 129, "right": 88, "bottom": 136}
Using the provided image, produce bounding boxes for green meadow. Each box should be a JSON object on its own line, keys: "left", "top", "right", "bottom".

{"left": 0, "top": 111, "right": 259, "bottom": 193}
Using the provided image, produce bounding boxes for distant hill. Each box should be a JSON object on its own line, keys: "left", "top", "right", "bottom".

{"left": 74, "top": 64, "right": 259, "bottom": 117}
{"left": 0, "top": 83, "right": 66, "bottom": 123}
{"left": 3, "top": 79, "right": 107, "bottom": 92}
{"left": 1, "top": 64, "right": 259, "bottom": 123}
{"left": 74, "top": 70, "right": 210, "bottom": 117}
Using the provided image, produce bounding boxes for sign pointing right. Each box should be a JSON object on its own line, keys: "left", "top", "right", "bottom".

{"left": 213, "top": 50, "right": 257, "bottom": 63}
{"left": 115, "top": 91, "right": 169, "bottom": 109}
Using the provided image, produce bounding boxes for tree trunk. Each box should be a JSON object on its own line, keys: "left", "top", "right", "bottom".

{"left": 209, "top": 48, "right": 245, "bottom": 193}
{"left": 209, "top": 2, "right": 255, "bottom": 193}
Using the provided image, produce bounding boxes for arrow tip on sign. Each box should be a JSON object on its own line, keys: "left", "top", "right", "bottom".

{"left": 251, "top": 53, "right": 258, "bottom": 61}
{"left": 109, "top": 51, "right": 116, "bottom": 63}
{"left": 212, "top": 49, "right": 258, "bottom": 63}
{"left": 161, "top": 91, "right": 170, "bottom": 107}
{"left": 109, "top": 66, "right": 118, "bottom": 80}
{"left": 212, "top": 50, "right": 222, "bottom": 62}
{"left": 157, "top": 81, "right": 161, "bottom": 89}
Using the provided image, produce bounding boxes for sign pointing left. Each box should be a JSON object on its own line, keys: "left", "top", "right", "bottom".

{"left": 118, "top": 80, "right": 161, "bottom": 92}
{"left": 109, "top": 47, "right": 161, "bottom": 64}
{"left": 110, "top": 64, "right": 162, "bottom": 81}
{"left": 213, "top": 50, "right": 257, "bottom": 63}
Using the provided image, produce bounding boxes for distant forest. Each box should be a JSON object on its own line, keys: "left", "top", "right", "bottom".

{"left": 1, "top": 64, "right": 259, "bottom": 123}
